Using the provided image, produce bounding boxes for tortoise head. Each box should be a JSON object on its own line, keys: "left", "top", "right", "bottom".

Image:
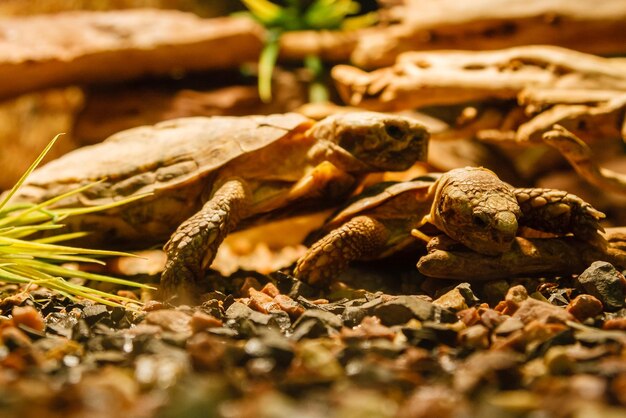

{"left": 309, "top": 112, "right": 429, "bottom": 171}
{"left": 430, "top": 167, "right": 521, "bottom": 255}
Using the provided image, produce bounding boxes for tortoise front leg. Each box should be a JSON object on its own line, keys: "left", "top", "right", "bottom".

{"left": 159, "top": 178, "right": 251, "bottom": 302}
{"left": 513, "top": 187, "right": 605, "bottom": 240}
{"left": 294, "top": 215, "right": 389, "bottom": 286}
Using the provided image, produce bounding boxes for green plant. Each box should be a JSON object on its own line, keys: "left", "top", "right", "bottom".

{"left": 0, "top": 135, "right": 154, "bottom": 308}
{"left": 240, "top": 0, "right": 377, "bottom": 102}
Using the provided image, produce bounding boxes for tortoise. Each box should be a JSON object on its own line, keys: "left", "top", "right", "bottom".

{"left": 7, "top": 112, "right": 429, "bottom": 300}
{"left": 294, "top": 166, "right": 605, "bottom": 285}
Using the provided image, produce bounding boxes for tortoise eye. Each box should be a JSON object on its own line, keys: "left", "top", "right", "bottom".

{"left": 472, "top": 214, "right": 488, "bottom": 227}
{"left": 385, "top": 123, "right": 405, "bottom": 140}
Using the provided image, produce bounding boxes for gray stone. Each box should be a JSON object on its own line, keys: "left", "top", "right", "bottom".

{"left": 341, "top": 297, "right": 384, "bottom": 327}
{"left": 293, "top": 309, "right": 343, "bottom": 330}
{"left": 342, "top": 306, "right": 368, "bottom": 327}
{"left": 576, "top": 261, "right": 626, "bottom": 311}
{"left": 224, "top": 302, "right": 280, "bottom": 336}
{"left": 455, "top": 283, "right": 480, "bottom": 306}
{"left": 82, "top": 304, "right": 109, "bottom": 325}
{"left": 374, "top": 296, "right": 456, "bottom": 326}
{"left": 291, "top": 309, "right": 343, "bottom": 340}
{"left": 224, "top": 302, "right": 253, "bottom": 321}
{"left": 494, "top": 317, "right": 524, "bottom": 335}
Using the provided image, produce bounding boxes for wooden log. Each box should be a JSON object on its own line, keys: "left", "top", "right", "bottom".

{"left": 418, "top": 229, "right": 626, "bottom": 280}
{"left": 0, "top": 10, "right": 264, "bottom": 99}
{"left": 279, "top": 30, "right": 360, "bottom": 62}
{"left": 0, "top": 88, "right": 84, "bottom": 191}
{"left": 353, "top": 0, "right": 626, "bottom": 68}
{"left": 542, "top": 126, "right": 626, "bottom": 195}
{"left": 333, "top": 46, "right": 626, "bottom": 111}
{"left": 473, "top": 92, "right": 626, "bottom": 144}
{"left": 333, "top": 46, "right": 626, "bottom": 144}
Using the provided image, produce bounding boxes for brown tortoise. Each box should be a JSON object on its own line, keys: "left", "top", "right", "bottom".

{"left": 6, "top": 112, "right": 429, "bottom": 301}
{"left": 294, "top": 167, "right": 605, "bottom": 285}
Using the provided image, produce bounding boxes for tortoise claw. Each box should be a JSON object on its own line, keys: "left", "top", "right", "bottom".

{"left": 294, "top": 215, "right": 389, "bottom": 286}
{"left": 158, "top": 263, "right": 200, "bottom": 305}
{"left": 158, "top": 178, "right": 251, "bottom": 303}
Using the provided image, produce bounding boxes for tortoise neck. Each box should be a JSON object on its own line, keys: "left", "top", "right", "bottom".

{"left": 308, "top": 141, "right": 374, "bottom": 174}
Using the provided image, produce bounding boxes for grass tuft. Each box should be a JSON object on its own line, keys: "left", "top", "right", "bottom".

{"left": 0, "top": 135, "right": 154, "bottom": 308}
{"left": 240, "top": 0, "right": 377, "bottom": 102}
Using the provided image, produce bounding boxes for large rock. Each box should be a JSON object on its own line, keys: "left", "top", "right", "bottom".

{"left": 576, "top": 261, "right": 626, "bottom": 311}
{"left": 0, "top": 10, "right": 264, "bottom": 98}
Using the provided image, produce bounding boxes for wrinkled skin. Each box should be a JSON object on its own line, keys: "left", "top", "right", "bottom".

{"left": 295, "top": 167, "right": 604, "bottom": 286}
{"left": 428, "top": 167, "right": 521, "bottom": 255}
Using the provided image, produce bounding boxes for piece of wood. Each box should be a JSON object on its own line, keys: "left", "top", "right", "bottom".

{"left": 542, "top": 126, "right": 626, "bottom": 195}
{"left": 0, "top": 10, "right": 264, "bottom": 99}
{"left": 279, "top": 30, "right": 360, "bottom": 62}
{"left": 333, "top": 46, "right": 626, "bottom": 111}
{"left": 418, "top": 229, "right": 626, "bottom": 280}
{"left": 353, "top": 0, "right": 626, "bottom": 68}
{"left": 333, "top": 46, "right": 626, "bottom": 144}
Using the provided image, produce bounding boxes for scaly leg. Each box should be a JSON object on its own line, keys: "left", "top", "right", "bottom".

{"left": 159, "top": 178, "right": 251, "bottom": 302}
{"left": 513, "top": 187, "right": 605, "bottom": 241}
{"left": 294, "top": 215, "right": 389, "bottom": 286}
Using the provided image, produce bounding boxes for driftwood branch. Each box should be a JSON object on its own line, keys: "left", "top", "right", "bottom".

{"left": 542, "top": 126, "right": 626, "bottom": 195}
{"left": 0, "top": 10, "right": 264, "bottom": 99}
{"left": 279, "top": 30, "right": 360, "bottom": 62}
{"left": 417, "top": 229, "right": 626, "bottom": 280}
{"left": 353, "top": 0, "right": 626, "bottom": 68}
{"left": 333, "top": 46, "right": 626, "bottom": 143}
{"left": 478, "top": 91, "right": 626, "bottom": 143}
{"left": 333, "top": 46, "right": 626, "bottom": 111}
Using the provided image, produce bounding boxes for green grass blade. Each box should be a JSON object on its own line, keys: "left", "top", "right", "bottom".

{"left": 0, "top": 134, "right": 62, "bottom": 211}
{"left": 33, "top": 231, "right": 89, "bottom": 244}
{"left": 0, "top": 180, "right": 106, "bottom": 226}
{"left": 0, "top": 236, "right": 132, "bottom": 257}
{"left": 304, "top": 55, "right": 329, "bottom": 103}
{"left": 1, "top": 265, "right": 140, "bottom": 308}
{"left": 22, "top": 260, "right": 154, "bottom": 289}
{"left": 1, "top": 224, "right": 66, "bottom": 239}
{"left": 241, "top": 0, "right": 282, "bottom": 23}
{"left": 258, "top": 29, "right": 282, "bottom": 103}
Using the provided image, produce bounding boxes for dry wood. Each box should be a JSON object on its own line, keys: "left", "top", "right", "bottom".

{"left": 353, "top": 0, "right": 626, "bottom": 68}
{"left": 279, "top": 30, "right": 360, "bottom": 62}
{"left": 0, "top": 87, "right": 84, "bottom": 190}
{"left": 333, "top": 46, "right": 626, "bottom": 111}
{"left": 0, "top": 10, "right": 264, "bottom": 99}
{"left": 542, "top": 126, "right": 626, "bottom": 196}
{"left": 334, "top": 46, "right": 626, "bottom": 144}
{"left": 477, "top": 92, "right": 626, "bottom": 143}
{"left": 417, "top": 229, "right": 626, "bottom": 280}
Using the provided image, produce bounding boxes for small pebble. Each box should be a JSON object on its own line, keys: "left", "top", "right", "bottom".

{"left": 576, "top": 262, "right": 625, "bottom": 311}
{"left": 458, "top": 324, "right": 490, "bottom": 349}
{"left": 145, "top": 309, "right": 192, "bottom": 334}
{"left": 433, "top": 288, "right": 468, "bottom": 311}
{"left": 190, "top": 311, "right": 223, "bottom": 333}
{"left": 566, "top": 294, "right": 603, "bottom": 321}
{"left": 12, "top": 305, "right": 45, "bottom": 332}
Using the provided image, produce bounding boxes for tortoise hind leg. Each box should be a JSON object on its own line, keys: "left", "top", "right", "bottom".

{"left": 513, "top": 187, "right": 605, "bottom": 241}
{"left": 159, "top": 178, "right": 251, "bottom": 302}
{"left": 294, "top": 215, "right": 389, "bottom": 286}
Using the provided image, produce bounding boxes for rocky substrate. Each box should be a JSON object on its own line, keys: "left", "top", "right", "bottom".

{"left": 1, "top": 262, "right": 626, "bottom": 418}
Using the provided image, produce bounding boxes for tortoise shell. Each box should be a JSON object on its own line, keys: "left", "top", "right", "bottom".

{"left": 15, "top": 113, "right": 312, "bottom": 205}
{"left": 325, "top": 174, "right": 442, "bottom": 230}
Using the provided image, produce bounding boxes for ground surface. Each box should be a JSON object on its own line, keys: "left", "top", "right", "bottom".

{"left": 1, "top": 258, "right": 625, "bottom": 418}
